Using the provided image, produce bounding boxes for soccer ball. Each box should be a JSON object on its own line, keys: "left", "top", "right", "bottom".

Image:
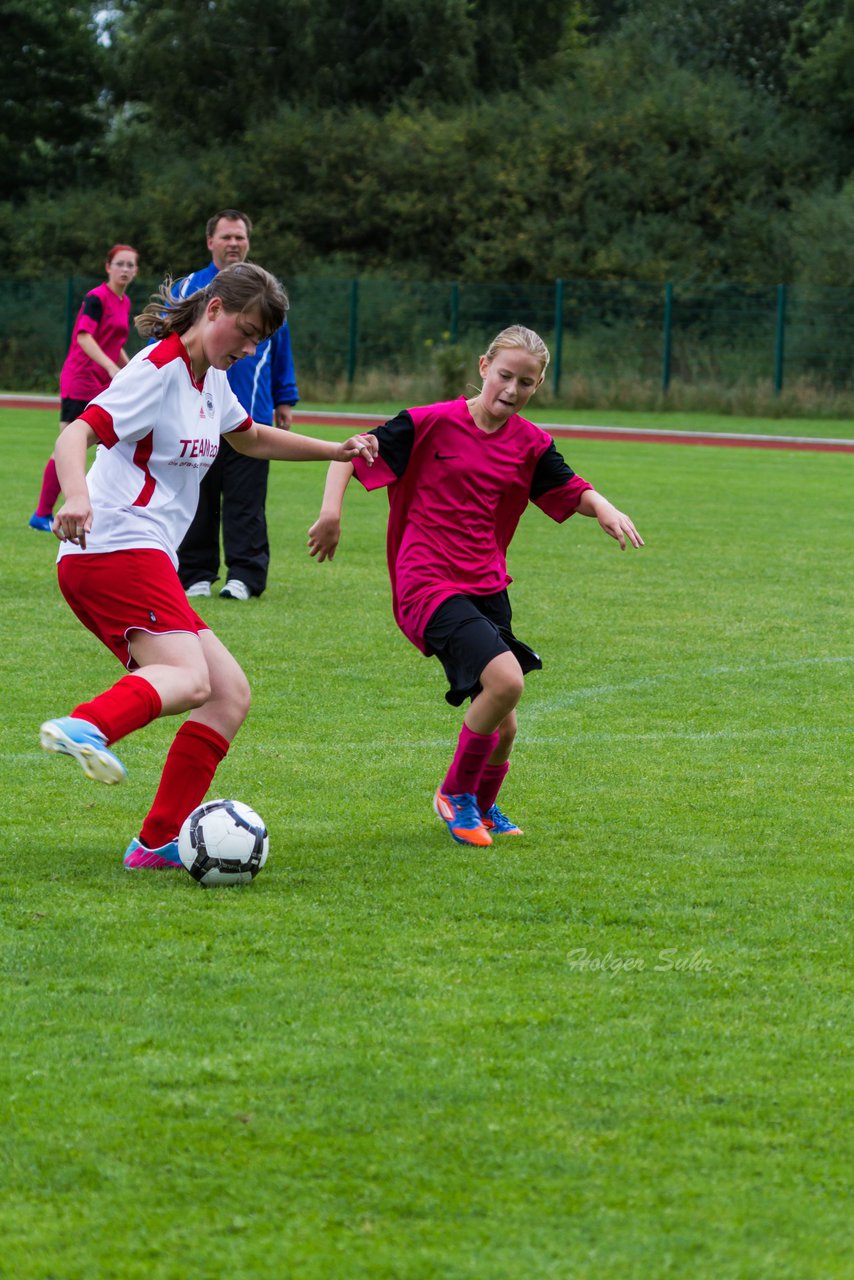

{"left": 178, "top": 799, "right": 269, "bottom": 887}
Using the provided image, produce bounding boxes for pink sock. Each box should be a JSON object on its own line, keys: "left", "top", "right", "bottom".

{"left": 73, "top": 675, "right": 162, "bottom": 744}
{"left": 442, "top": 724, "right": 500, "bottom": 798}
{"left": 477, "top": 761, "right": 510, "bottom": 814}
{"left": 140, "top": 721, "right": 230, "bottom": 848}
{"left": 36, "top": 458, "right": 61, "bottom": 518}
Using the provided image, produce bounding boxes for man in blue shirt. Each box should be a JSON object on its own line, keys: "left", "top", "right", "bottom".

{"left": 176, "top": 209, "right": 299, "bottom": 600}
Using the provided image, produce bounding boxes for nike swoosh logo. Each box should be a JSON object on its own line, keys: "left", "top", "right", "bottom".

{"left": 434, "top": 452, "right": 457, "bottom": 460}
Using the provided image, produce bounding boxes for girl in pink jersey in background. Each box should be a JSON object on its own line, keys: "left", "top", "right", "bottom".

{"left": 308, "top": 325, "right": 643, "bottom": 848}
{"left": 39, "top": 263, "right": 377, "bottom": 870}
{"left": 30, "top": 244, "right": 140, "bottom": 532}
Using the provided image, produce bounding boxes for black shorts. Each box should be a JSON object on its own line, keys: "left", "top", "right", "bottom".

{"left": 423, "top": 590, "right": 543, "bottom": 707}
{"left": 60, "top": 397, "right": 90, "bottom": 424}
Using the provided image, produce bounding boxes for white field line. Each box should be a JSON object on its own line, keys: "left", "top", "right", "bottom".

{"left": 524, "top": 654, "right": 854, "bottom": 719}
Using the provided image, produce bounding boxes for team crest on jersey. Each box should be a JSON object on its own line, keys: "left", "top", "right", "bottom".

{"left": 204, "top": 392, "right": 215, "bottom": 417}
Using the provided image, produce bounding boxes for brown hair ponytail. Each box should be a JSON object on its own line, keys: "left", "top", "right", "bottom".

{"left": 135, "top": 262, "right": 288, "bottom": 341}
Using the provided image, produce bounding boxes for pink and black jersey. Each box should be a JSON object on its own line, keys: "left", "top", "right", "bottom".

{"left": 351, "top": 396, "right": 593, "bottom": 653}
{"left": 59, "top": 282, "right": 132, "bottom": 401}
{"left": 57, "top": 332, "right": 251, "bottom": 567}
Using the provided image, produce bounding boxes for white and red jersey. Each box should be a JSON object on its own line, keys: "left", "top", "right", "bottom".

{"left": 57, "top": 332, "right": 251, "bottom": 567}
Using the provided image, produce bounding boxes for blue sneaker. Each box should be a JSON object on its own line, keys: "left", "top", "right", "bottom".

{"left": 433, "top": 787, "right": 492, "bottom": 847}
{"left": 482, "top": 803, "right": 523, "bottom": 836}
{"left": 39, "top": 716, "right": 127, "bottom": 784}
{"left": 123, "top": 837, "right": 182, "bottom": 870}
{"left": 29, "top": 513, "right": 54, "bottom": 533}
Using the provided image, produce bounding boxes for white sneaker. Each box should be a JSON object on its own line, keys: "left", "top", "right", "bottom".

{"left": 186, "top": 581, "right": 212, "bottom": 598}
{"left": 220, "top": 579, "right": 251, "bottom": 601}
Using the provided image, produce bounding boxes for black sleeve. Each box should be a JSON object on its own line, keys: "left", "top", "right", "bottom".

{"left": 530, "top": 441, "right": 577, "bottom": 500}
{"left": 372, "top": 409, "right": 415, "bottom": 479}
{"left": 80, "top": 294, "right": 104, "bottom": 324}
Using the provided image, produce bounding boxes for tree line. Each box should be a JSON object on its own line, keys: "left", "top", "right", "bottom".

{"left": 2, "top": 0, "right": 852, "bottom": 286}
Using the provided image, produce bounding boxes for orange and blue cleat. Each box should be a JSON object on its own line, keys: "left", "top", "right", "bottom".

{"left": 482, "top": 803, "right": 523, "bottom": 836}
{"left": 433, "top": 788, "right": 492, "bottom": 847}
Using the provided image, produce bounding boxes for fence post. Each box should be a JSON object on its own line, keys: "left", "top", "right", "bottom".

{"left": 450, "top": 281, "right": 460, "bottom": 345}
{"left": 65, "top": 276, "right": 76, "bottom": 347}
{"left": 347, "top": 278, "right": 359, "bottom": 388}
{"left": 661, "top": 281, "right": 673, "bottom": 394}
{"left": 552, "top": 278, "right": 564, "bottom": 396}
{"left": 774, "top": 284, "right": 787, "bottom": 395}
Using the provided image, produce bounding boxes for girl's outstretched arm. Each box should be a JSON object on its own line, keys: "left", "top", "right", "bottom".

{"left": 577, "top": 489, "right": 644, "bottom": 550}
{"left": 229, "top": 425, "right": 377, "bottom": 467}
{"left": 307, "top": 461, "right": 355, "bottom": 562}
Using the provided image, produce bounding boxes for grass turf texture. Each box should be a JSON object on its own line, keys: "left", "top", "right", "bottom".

{"left": 2, "top": 408, "right": 852, "bottom": 1279}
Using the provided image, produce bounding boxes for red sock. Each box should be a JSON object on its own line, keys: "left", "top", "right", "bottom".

{"left": 477, "top": 761, "right": 510, "bottom": 814}
{"left": 139, "top": 720, "right": 230, "bottom": 849}
{"left": 36, "top": 458, "right": 61, "bottom": 518}
{"left": 442, "top": 724, "right": 500, "bottom": 798}
{"left": 73, "top": 675, "right": 162, "bottom": 744}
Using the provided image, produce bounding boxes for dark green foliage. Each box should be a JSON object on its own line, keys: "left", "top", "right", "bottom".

{"left": 788, "top": 177, "right": 854, "bottom": 283}
{"left": 623, "top": 0, "right": 806, "bottom": 96}
{"left": 103, "top": 0, "right": 586, "bottom": 132}
{"left": 0, "top": 51, "right": 828, "bottom": 286}
{"left": 0, "top": 0, "right": 106, "bottom": 197}
{"left": 587, "top": 0, "right": 635, "bottom": 35}
{"left": 1, "top": 0, "right": 852, "bottom": 293}
{"left": 786, "top": 0, "right": 854, "bottom": 169}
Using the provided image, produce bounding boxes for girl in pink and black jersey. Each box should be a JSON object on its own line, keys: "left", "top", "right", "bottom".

{"left": 308, "top": 325, "right": 643, "bottom": 848}
{"left": 38, "top": 263, "right": 377, "bottom": 871}
{"left": 30, "top": 244, "right": 140, "bottom": 533}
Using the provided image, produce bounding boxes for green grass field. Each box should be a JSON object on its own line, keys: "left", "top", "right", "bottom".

{"left": 2, "top": 408, "right": 852, "bottom": 1279}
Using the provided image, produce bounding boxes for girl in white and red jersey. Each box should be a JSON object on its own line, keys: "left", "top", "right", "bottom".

{"left": 30, "top": 244, "right": 140, "bottom": 533}
{"left": 39, "top": 263, "right": 377, "bottom": 870}
{"left": 308, "top": 325, "right": 643, "bottom": 848}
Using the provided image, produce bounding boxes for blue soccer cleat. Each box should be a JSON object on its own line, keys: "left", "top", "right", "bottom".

{"left": 482, "top": 803, "right": 524, "bottom": 836}
{"left": 123, "top": 837, "right": 182, "bottom": 870}
{"left": 433, "top": 787, "right": 492, "bottom": 847}
{"left": 29, "top": 513, "right": 54, "bottom": 533}
{"left": 39, "top": 716, "right": 127, "bottom": 785}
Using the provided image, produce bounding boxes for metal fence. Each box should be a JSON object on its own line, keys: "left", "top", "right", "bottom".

{"left": 1, "top": 275, "right": 851, "bottom": 398}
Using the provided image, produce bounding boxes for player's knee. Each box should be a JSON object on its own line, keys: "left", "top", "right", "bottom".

{"left": 229, "top": 672, "right": 252, "bottom": 723}
{"left": 214, "top": 668, "right": 251, "bottom": 723}
{"left": 185, "top": 672, "right": 213, "bottom": 708}
{"left": 493, "top": 666, "right": 525, "bottom": 709}
{"left": 482, "top": 654, "right": 524, "bottom": 699}
{"left": 509, "top": 670, "right": 525, "bottom": 705}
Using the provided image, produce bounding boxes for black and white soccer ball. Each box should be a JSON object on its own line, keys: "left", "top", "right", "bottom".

{"left": 178, "top": 799, "right": 269, "bottom": 887}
